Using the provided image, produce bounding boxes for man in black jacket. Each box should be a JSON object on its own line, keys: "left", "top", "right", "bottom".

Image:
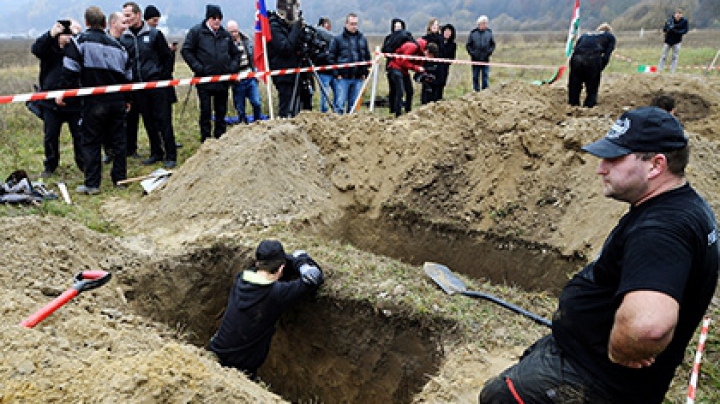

{"left": 181, "top": 4, "right": 240, "bottom": 142}
{"left": 209, "top": 239, "right": 324, "bottom": 381}
{"left": 568, "top": 23, "right": 616, "bottom": 108}
{"left": 328, "top": 13, "right": 371, "bottom": 114}
{"left": 658, "top": 8, "right": 689, "bottom": 73}
{"left": 31, "top": 19, "right": 84, "bottom": 178}
{"left": 57, "top": 6, "right": 132, "bottom": 195}
{"left": 267, "top": 0, "right": 304, "bottom": 118}
{"left": 466, "top": 15, "right": 495, "bottom": 91}
{"left": 121, "top": 1, "right": 177, "bottom": 168}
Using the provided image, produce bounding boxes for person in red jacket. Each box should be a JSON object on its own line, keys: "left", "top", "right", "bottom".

{"left": 386, "top": 37, "right": 426, "bottom": 117}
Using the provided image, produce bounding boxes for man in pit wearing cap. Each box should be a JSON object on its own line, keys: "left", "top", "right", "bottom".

{"left": 181, "top": 4, "right": 240, "bottom": 142}
{"left": 480, "top": 106, "right": 718, "bottom": 403}
{"left": 209, "top": 239, "right": 324, "bottom": 381}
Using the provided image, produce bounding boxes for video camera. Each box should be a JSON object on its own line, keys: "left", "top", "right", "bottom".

{"left": 58, "top": 20, "right": 73, "bottom": 35}
{"left": 298, "top": 25, "right": 329, "bottom": 64}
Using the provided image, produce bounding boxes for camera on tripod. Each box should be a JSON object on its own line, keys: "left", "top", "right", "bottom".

{"left": 298, "top": 25, "right": 329, "bottom": 64}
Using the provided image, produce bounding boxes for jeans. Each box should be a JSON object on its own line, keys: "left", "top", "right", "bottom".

{"left": 317, "top": 73, "right": 336, "bottom": 113}
{"left": 658, "top": 43, "right": 682, "bottom": 73}
{"left": 472, "top": 64, "right": 490, "bottom": 91}
{"left": 334, "top": 77, "right": 363, "bottom": 114}
{"left": 232, "top": 78, "right": 262, "bottom": 121}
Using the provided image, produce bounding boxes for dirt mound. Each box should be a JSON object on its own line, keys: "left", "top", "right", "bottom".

{"left": 4, "top": 73, "right": 720, "bottom": 403}
{"left": 0, "top": 217, "right": 283, "bottom": 403}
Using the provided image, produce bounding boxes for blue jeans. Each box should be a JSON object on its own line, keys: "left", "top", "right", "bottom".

{"left": 317, "top": 73, "right": 336, "bottom": 113}
{"left": 472, "top": 64, "right": 490, "bottom": 91}
{"left": 232, "top": 79, "right": 262, "bottom": 121}
{"left": 334, "top": 77, "right": 363, "bottom": 114}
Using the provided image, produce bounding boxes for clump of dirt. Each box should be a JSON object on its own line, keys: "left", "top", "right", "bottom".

{"left": 3, "top": 73, "right": 720, "bottom": 403}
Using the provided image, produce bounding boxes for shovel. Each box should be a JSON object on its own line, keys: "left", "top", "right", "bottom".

{"left": 117, "top": 168, "right": 172, "bottom": 185}
{"left": 424, "top": 262, "right": 551, "bottom": 328}
{"left": 20, "top": 270, "right": 112, "bottom": 328}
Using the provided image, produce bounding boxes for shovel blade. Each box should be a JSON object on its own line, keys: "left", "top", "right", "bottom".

{"left": 424, "top": 262, "right": 468, "bottom": 295}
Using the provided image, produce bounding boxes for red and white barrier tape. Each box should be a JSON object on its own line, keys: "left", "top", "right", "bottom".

{"left": 1, "top": 53, "right": 566, "bottom": 105}
{"left": 0, "top": 60, "right": 373, "bottom": 105}
{"left": 687, "top": 317, "right": 711, "bottom": 404}
{"left": 614, "top": 53, "right": 720, "bottom": 71}
{"left": 379, "top": 52, "right": 560, "bottom": 70}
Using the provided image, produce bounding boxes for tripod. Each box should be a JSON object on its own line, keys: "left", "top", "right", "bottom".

{"left": 290, "top": 58, "right": 335, "bottom": 117}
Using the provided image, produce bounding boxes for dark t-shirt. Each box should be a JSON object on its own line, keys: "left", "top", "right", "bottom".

{"left": 553, "top": 183, "right": 719, "bottom": 403}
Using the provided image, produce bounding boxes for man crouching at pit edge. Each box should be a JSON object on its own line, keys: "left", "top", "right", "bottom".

{"left": 209, "top": 239, "right": 324, "bottom": 381}
{"left": 480, "top": 106, "right": 719, "bottom": 403}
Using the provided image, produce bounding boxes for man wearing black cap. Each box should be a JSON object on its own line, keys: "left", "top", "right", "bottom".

{"left": 480, "top": 106, "right": 718, "bottom": 403}
{"left": 181, "top": 4, "right": 240, "bottom": 142}
{"left": 209, "top": 239, "right": 324, "bottom": 381}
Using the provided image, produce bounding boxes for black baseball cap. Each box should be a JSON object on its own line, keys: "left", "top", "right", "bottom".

{"left": 256, "top": 239, "right": 286, "bottom": 262}
{"left": 582, "top": 106, "right": 687, "bottom": 158}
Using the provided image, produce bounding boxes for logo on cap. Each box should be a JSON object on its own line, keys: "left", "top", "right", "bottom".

{"left": 606, "top": 117, "right": 630, "bottom": 140}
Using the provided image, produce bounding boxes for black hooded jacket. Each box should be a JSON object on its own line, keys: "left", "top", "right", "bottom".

{"left": 209, "top": 256, "right": 323, "bottom": 373}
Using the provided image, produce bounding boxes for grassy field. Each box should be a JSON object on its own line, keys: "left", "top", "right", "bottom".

{"left": 1, "top": 30, "right": 719, "bottom": 402}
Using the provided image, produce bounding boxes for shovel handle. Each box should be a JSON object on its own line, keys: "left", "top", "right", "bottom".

{"left": 462, "top": 290, "right": 552, "bottom": 328}
{"left": 19, "top": 271, "right": 112, "bottom": 328}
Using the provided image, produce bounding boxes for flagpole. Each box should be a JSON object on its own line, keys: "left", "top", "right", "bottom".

{"left": 262, "top": 35, "right": 274, "bottom": 119}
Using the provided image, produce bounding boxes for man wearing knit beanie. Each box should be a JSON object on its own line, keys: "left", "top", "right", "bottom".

{"left": 181, "top": 4, "right": 240, "bottom": 142}
{"left": 144, "top": 5, "right": 160, "bottom": 25}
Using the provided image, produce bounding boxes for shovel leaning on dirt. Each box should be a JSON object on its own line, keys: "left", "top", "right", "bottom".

{"left": 19, "top": 270, "right": 112, "bottom": 328}
{"left": 424, "top": 262, "right": 552, "bottom": 328}
{"left": 117, "top": 168, "right": 172, "bottom": 194}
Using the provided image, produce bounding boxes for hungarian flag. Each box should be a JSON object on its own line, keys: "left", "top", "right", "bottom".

{"left": 565, "top": 0, "right": 580, "bottom": 57}
{"left": 254, "top": 0, "right": 272, "bottom": 81}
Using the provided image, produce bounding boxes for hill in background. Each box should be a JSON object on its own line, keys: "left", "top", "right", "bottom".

{"left": 3, "top": 0, "right": 719, "bottom": 38}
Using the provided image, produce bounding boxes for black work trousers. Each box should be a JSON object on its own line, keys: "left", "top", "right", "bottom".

{"left": 197, "top": 84, "right": 228, "bottom": 142}
{"left": 127, "top": 89, "right": 176, "bottom": 160}
{"left": 387, "top": 68, "right": 414, "bottom": 117}
{"left": 568, "top": 54, "right": 604, "bottom": 108}
{"left": 81, "top": 101, "right": 127, "bottom": 188}
{"left": 41, "top": 106, "right": 83, "bottom": 173}
{"left": 274, "top": 80, "right": 296, "bottom": 118}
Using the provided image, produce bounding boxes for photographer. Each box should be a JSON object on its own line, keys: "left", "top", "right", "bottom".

{"left": 31, "top": 19, "right": 84, "bottom": 178}
{"left": 658, "top": 8, "right": 689, "bottom": 73}
{"left": 209, "top": 239, "right": 324, "bottom": 381}
{"left": 328, "top": 13, "right": 371, "bottom": 114}
{"left": 267, "top": 0, "right": 304, "bottom": 118}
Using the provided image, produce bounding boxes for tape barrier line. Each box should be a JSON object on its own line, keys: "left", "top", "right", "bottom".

{"left": 614, "top": 53, "right": 720, "bottom": 71}
{"left": 1, "top": 53, "right": 563, "bottom": 105}
{"left": 0, "top": 60, "right": 373, "bottom": 105}
{"left": 687, "top": 317, "right": 711, "bottom": 404}
{"left": 380, "top": 52, "right": 560, "bottom": 70}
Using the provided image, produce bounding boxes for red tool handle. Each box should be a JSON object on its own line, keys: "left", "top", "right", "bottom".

{"left": 19, "top": 270, "right": 112, "bottom": 329}
{"left": 19, "top": 289, "right": 79, "bottom": 328}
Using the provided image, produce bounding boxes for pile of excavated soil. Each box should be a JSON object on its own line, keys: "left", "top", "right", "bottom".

{"left": 3, "top": 73, "right": 720, "bottom": 402}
